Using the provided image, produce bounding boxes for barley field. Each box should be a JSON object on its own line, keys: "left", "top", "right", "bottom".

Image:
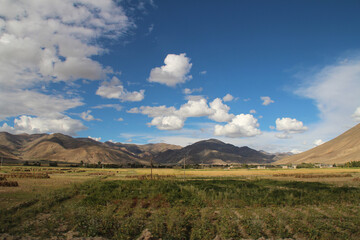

{"left": 1, "top": 166, "right": 360, "bottom": 239}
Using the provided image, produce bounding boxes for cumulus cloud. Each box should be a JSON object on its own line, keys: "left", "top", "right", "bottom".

{"left": 352, "top": 107, "right": 360, "bottom": 122}
{"left": 177, "top": 98, "right": 213, "bottom": 118}
{"left": 148, "top": 53, "right": 192, "bottom": 87}
{"left": 0, "top": 0, "right": 132, "bottom": 89}
{"left": 116, "top": 117, "right": 124, "bottom": 122}
{"left": 88, "top": 136, "right": 101, "bottom": 142}
{"left": 96, "top": 77, "right": 145, "bottom": 102}
{"left": 222, "top": 94, "right": 234, "bottom": 102}
{"left": 148, "top": 115, "right": 185, "bottom": 130}
{"left": 183, "top": 87, "right": 203, "bottom": 95}
{"left": 208, "top": 98, "right": 234, "bottom": 122}
{"left": 0, "top": 90, "right": 83, "bottom": 120}
{"left": 250, "top": 109, "right": 256, "bottom": 114}
{"left": 260, "top": 96, "right": 274, "bottom": 106}
{"left": 0, "top": 0, "right": 134, "bottom": 136}
{"left": 0, "top": 115, "right": 86, "bottom": 135}
{"left": 129, "top": 96, "right": 242, "bottom": 131}
{"left": 275, "top": 117, "right": 308, "bottom": 139}
{"left": 80, "top": 110, "right": 101, "bottom": 121}
{"left": 214, "top": 114, "right": 261, "bottom": 138}
{"left": 128, "top": 98, "right": 211, "bottom": 130}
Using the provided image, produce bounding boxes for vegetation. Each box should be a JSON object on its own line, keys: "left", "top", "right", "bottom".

{"left": 1, "top": 166, "right": 360, "bottom": 239}
{"left": 344, "top": 161, "right": 360, "bottom": 168}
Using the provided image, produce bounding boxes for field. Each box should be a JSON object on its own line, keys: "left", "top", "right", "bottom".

{"left": 1, "top": 166, "right": 360, "bottom": 239}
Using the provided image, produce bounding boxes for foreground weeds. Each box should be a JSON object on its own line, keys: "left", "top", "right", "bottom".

{"left": 1, "top": 178, "right": 360, "bottom": 239}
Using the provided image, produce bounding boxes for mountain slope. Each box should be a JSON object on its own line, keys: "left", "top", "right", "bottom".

{"left": 0, "top": 132, "right": 148, "bottom": 165}
{"left": 154, "top": 139, "right": 275, "bottom": 164}
{"left": 0, "top": 132, "right": 280, "bottom": 165}
{"left": 276, "top": 123, "right": 360, "bottom": 164}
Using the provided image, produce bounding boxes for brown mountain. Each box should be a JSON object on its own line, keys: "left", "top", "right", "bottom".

{"left": 275, "top": 123, "right": 360, "bottom": 165}
{"left": 154, "top": 139, "right": 276, "bottom": 165}
{"left": 1, "top": 132, "right": 280, "bottom": 165}
{"left": 104, "top": 142, "right": 182, "bottom": 155}
{"left": 0, "top": 132, "right": 148, "bottom": 165}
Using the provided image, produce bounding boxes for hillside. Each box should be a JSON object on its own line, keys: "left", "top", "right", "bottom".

{"left": 0, "top": 132, "right": 282, "bottom": 165}
{"left": 276, "top": 123, "right": 360, "bottom": 164}
{"left": 0, "top": 132, "right": 148, "bottom": 165}
{"left": 154, "top": 139, "right": 275, "bottom": 165}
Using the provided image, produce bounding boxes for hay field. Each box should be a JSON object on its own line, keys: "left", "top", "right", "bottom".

{"left": 1, "top": 166, "right": 360, "bottom": 239}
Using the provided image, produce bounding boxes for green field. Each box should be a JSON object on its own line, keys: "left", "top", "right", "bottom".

{"left": 1, "top": 167, "right": 360, "bottom": 239}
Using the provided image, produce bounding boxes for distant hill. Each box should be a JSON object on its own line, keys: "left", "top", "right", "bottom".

{"left": 276, "top": 123, "right": 360, "bottom": 165}
{"left": 0, "top": 132, "right": 286, "bottom": 165}
{"left": 154, "top": 139, "right": 276, "bottom": 165}
{"left": 0, "top": 132, "right": 148, "bottom": 165}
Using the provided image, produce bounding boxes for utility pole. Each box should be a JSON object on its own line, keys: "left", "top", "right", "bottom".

{"left": 183, "top": 154, "right": 187, "bottom": 181}
{"left": 150, "top": 156, "right": 153, "bottom": 180}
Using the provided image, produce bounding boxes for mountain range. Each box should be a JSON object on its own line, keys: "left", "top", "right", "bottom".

{"left": 0, "top": 132, "right": 282, "bottom": 165}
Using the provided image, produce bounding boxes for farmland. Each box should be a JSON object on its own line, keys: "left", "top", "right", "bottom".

{"left": 1, "top": 166, "right": 360, "bottom": 239}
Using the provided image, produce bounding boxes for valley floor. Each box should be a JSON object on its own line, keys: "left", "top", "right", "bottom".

{"left": 1, "top": 167, "right": 360, "bottom": 239}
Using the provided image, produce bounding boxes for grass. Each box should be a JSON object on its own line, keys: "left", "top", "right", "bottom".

{"left": 1, "top": 166, "right": 360, "bottom": 239}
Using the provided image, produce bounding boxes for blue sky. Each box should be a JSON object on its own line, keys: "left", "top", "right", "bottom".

{"left": 1, "top": 0, "right": 360, "bottom": 153}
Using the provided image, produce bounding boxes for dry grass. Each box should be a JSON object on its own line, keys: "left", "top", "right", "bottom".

{"left": 1, "top": 166, "right": 360, "bottom": 210}
{"left": 1, "top": 166, "right": 360, "bottom": 239}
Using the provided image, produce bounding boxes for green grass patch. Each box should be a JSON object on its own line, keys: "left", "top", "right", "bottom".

{"left": 1, "top": 178, "right": 360, "bottom": 239}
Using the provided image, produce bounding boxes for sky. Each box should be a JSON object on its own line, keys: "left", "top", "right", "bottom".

{"left": 1, "top": 0, "right": 360, "bottom": 153}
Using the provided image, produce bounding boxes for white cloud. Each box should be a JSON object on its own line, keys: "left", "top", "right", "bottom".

{"left": 0, "top": 0, "right": 133, "bottom": 136}
{"left": 261, "top": 96, "right": 274, "bottom": 106}
{"left": 199, "top": 71, "right": 207, "bottom": 75}
{"left": 250, "top": 109, "right": 256, "bottom": 114}
{"left": 96, "top": 77, "right": 145, "bottom": 102}
{"left": 80, "top": 110, "right": 101, "bottom": 121}
{"left": 116, "top": 117, "right": 124, "bottom": 122}
{"left": 275, "top": 117, "right": 308, "bottom": 139}
{"left": 208, "top": 98, "right": 234, "bottom": 122}
{"left": 276, "top": 118, "right": 308, "bottom": 133}
{"left": 275, "top": 132, "right": 292, "bottom": 139}
{"left": 313, "top": 139, "right": 324, "bottom": 146}
{"left": 92, "top": 104, "right": 122, "bottom": 111}
{"left": 294, "top": 57, "right": 360, "bottom": 141}
{"left": 352, "top": 107, "right": 360, "bottom": 122}
{"left": 0, "top": 90, "right": 83, "bottom": 121}
{"left": 183, "top": 87, "right": 203, "bottom": 95}
{"left": 214, "top": 114, "right": 261, "bottom": 138}
{"left": 148, "top": 115, "right": 185, "bottom": 130}
{"left": 0, "top": 115, "right": 86, "bottom": 135}
{"left": 129, "top": 97, "right": 260, "bottom": 137}
{"left": 177, "top": 98, "right": 213, "bottom": 118}
{"left": 128, "top": 105, "right": 176, "bottom": 118}
{"left": 88, "top": 136, "right": 101, "bottom": 142}
{"left": 129, "top": 98, "right": 212, "bottom": 130}
{"left": 222, "top": 94, "right": 234, "bottom": 102}
{"left": 148, "top": 53, "right": 192, "bottom": 87}
{"left": 0, "top": 0, "right": 132, "bottom": 89}
{"left": 53, "top": 57, "right": 105, "bottom": 81}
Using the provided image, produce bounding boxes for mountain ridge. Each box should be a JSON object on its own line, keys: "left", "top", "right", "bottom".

{"left": 0, "top": 132, "right": 289, "bottom": 165}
